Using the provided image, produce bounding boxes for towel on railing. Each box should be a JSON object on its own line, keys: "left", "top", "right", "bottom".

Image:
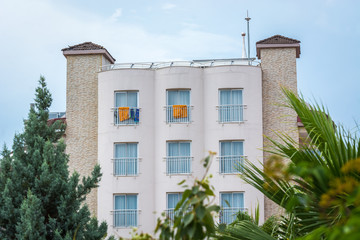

{"left": 173, "top": 105, "right": 187, "bottom": 118}
{"left": 118, "top": 107, "right": 130, "bottom": 121}
{"left": 130, "top": 108, "right": 135, "bottom": 119}
{"left": 134, "top": 109, "right": 139, "bottom": 122}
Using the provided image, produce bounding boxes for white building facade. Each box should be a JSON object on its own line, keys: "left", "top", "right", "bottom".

{"left": 62, "top": 35, "right": 301, "bottom": 238}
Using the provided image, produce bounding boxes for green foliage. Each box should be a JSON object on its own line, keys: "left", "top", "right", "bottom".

{"left": 215, "top": 220, "right": 276, "bottom": 240}
{"left": 238, "top": 89, "right": 360, "bottom": 239}
{"left": 155, "top": 153, "right": 220, "bottom": 240}
{"left": 215, "top": 206, "right": 280, "bottom": 240}
{"left": 16, "top": 190, "right": 46, "bottom": 240}
{"left": 0, "top": 76, "right": 107, "bottom": 239}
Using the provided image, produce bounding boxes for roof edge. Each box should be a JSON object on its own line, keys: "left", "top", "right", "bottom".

{"left": 62, "top": 49, "right": 115, "bottom": 64}
{"left": 256, "top": 43, "right": 301, "bottom": 59}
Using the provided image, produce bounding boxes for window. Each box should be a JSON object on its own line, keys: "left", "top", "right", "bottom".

{"left": 114, "top": 91, "right": 139, "bottom": 125}
{"left": 166, "top": 193, "right": 183, "bottom": 221}
{"left": 220, "top": 192, "right": 245, "bottom": 224}
{"left": 219, "top": 141, "right": 244, "bottom": 174}
{"left": 166, "top": 90, "right": 191, "bottom": 123}
{"left": 114, "top": 143, "right": 138, "bottom": 176}
{"left": 219, "top": 89, "right": 243, "bottom": 123}
{"left": 166, "top": 141, "right": 191, "bottom": 174}
{"left": 114, "top": 195, "right": 138, "bottom": 227}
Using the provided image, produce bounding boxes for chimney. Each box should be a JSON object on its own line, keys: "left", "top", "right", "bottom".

{"left": 241, "top": 32, "right": 247, "bottom": 58}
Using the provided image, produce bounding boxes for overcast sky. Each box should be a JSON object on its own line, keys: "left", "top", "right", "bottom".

{"left": 1, "top": 0, "right": 359, "bottom": 148}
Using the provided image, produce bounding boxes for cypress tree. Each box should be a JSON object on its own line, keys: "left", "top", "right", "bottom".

{"left": 0, "top": 76, "right": 107, "bottom": 239}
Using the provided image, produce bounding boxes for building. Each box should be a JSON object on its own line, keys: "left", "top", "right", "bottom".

{"left": 62, "top": 35, "right": 301, "bottom": 238}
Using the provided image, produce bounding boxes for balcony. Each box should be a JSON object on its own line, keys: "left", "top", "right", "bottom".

{"left": 166, "top": 156, "right": 192, "bottom": 175}
{"left": 113, "top": 107, "right": 140, "bottom": 125}
{"left": 218, "top": 105, "right": 245, "bottom": 123}
{"left": 113, "top": 209, "right": 138, "bottom": 228}
{"left": 165, "top": 105, "right": 192, "bottom": 124}
{"left": 113, "top": 157, "right": 139, "bottom": 176}
{"left": 218, "top": 155, "right": 245, "bottom": 174}
{"left": 219, "top": 207, "right": 247, "bottom": 224}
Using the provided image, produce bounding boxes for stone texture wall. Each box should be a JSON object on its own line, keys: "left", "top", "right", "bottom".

{"left": 261, "top": 48, "right": 299, "bottom": 219}
{"left": 65, "top": 54, "right": 102, "bottom": 216}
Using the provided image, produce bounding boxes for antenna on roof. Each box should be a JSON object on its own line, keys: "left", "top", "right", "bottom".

{"left": 245, "top": 10, "right": 251, "bottom": 65}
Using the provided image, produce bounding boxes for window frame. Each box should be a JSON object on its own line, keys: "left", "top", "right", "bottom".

{"left": 165, "top": 89, "right": 191, "bottom": 124}
{"left": 218, "top": 88, "right": 244, "bottom": 123}
{"left": 166, "top": 141, "right": 192, "bottom": 175}
{"left": 113, "top": 91, "right": 140, "bottom": 125}
{"left": 113, "top": 142, "right": 139, "bottom": 176}
{"left": 219, "top": 140, "right": 244, "bottom": 174}
{"left": 113, "top": 194, "right": 139, "bottom": 228}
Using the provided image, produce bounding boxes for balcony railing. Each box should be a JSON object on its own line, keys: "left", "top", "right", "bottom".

{"left": 218, "top": 155, "right": 245, "bottom": 174}
{"left": 219, "top": 207, "right": 247, "bottom": 224}
{"left": 166, "top": 156, "right": 192, "bottom": 175}
{"left": 218, "top": 105, "right": 245, "bottom": 123}
{"left": 113, "top": 157, "right": 138, "bottom": 176}
{"left": 100, "top": 58, "right": 259, "bottom": 71}
{"left": 113, "top": 107, "right": 140, "bottom": 125}
{"left": 165, "top": 105, "right": 192, "bottom": 124}
{"left": 165, "top": 209, "right": 176, "bottom": 222}
{"left": 113, "top": 209, "right": 138, "bottom": 227}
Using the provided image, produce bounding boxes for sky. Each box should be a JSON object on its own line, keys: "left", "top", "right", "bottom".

{"left": 0, "top": 0, "right": 359, "bottom": 148}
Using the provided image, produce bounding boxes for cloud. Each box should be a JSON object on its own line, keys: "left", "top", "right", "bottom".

{"left": 162, "top": 3, "right": 176, "bottom": 10}
{"left": 110, "top": 8, "right": 122, "bottom": 22}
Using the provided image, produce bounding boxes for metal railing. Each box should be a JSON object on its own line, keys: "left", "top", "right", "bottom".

{"left": 113, "top": 107, "right": 140, "bottom": 125}
{"left": 218, "top": 105, "right": 245, "bottom": 123}
{"left": 113, "top": 158, "right": 138, "bottom": 176}
{"left": 219, "top": 207, "right": 247, "bottom": 224}
{"left": 165, "top": 209, "right": 176, "bottom": 222}
{"left": 218, "top": 155, "right": 245, "bottom": 174}
{"left": 166, "top": 156, "right": 192, "bottom": 175}
{"left": 165, "top": 105, "right": 192, "bottom": 123}
{"left": 113, "top": 209, "right": 138, "bottom": 227}
{"left": 48, "top": 112, "right": 66, "bottom": 120}
{"left": 99, "top": 58, "right": 259, "bottom": 71}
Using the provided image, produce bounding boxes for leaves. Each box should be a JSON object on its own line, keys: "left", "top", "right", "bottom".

{"left": 155, "top": 155, "right": 220, "bottom": 240}
{"left": 0, "top": 77, "right": 107, "bottom": 239}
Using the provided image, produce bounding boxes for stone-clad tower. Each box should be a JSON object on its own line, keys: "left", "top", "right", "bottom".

{"left": 62, "top": 42, "right": 115, "bottom": 215}
{"left": 256, "top": 35, "right": 301, "bottom": 219}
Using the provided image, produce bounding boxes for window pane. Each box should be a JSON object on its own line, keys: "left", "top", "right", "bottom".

{"left": 179, "top": 91, "right": 190, "bottom": 105}
{"left": 168, "top": 142, "right": 179, "bottom": 156}
{"left": 115, "top": 92, "right": 127, "bottom": 107}
{"left": 167, "top": 91, "right": 178, "bottom": 105}
{"left": 232, "top": 142, "right": 243, "bottom": 156}
{"left": 127, "top": 92, "right": 138, "bottom": 107}
{"left": 179, "top": 142, "right": 190, "bottom": 156}
{"left": 221, "top": 193, "right": 232, "bottom": 208}
{"left": 115, "top": 195, "right": 126, "bottom": 210}
{"left": 232, "top": 193, "right": 244, "bottom": 208}
{"left": 221, "top": 142, "right": 231, "bottom": 156}
{"left": 232, "top": 90, "right": 243, "bottom": 105}
{"left": 220, "top": 90, "right": 231, "bottom": 105}
{"left": 168, "top": 193, "right": 182, "bottom": 209}
{"left": 115, "top": 144, "right": 126, "bottom": 158}
{"left": 126, "top": 195, "right": 137, "bottom": 209}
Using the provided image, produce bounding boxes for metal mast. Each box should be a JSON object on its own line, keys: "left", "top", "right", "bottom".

{"left": 245, "top": 10, "right": 251, "bottom": 65}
